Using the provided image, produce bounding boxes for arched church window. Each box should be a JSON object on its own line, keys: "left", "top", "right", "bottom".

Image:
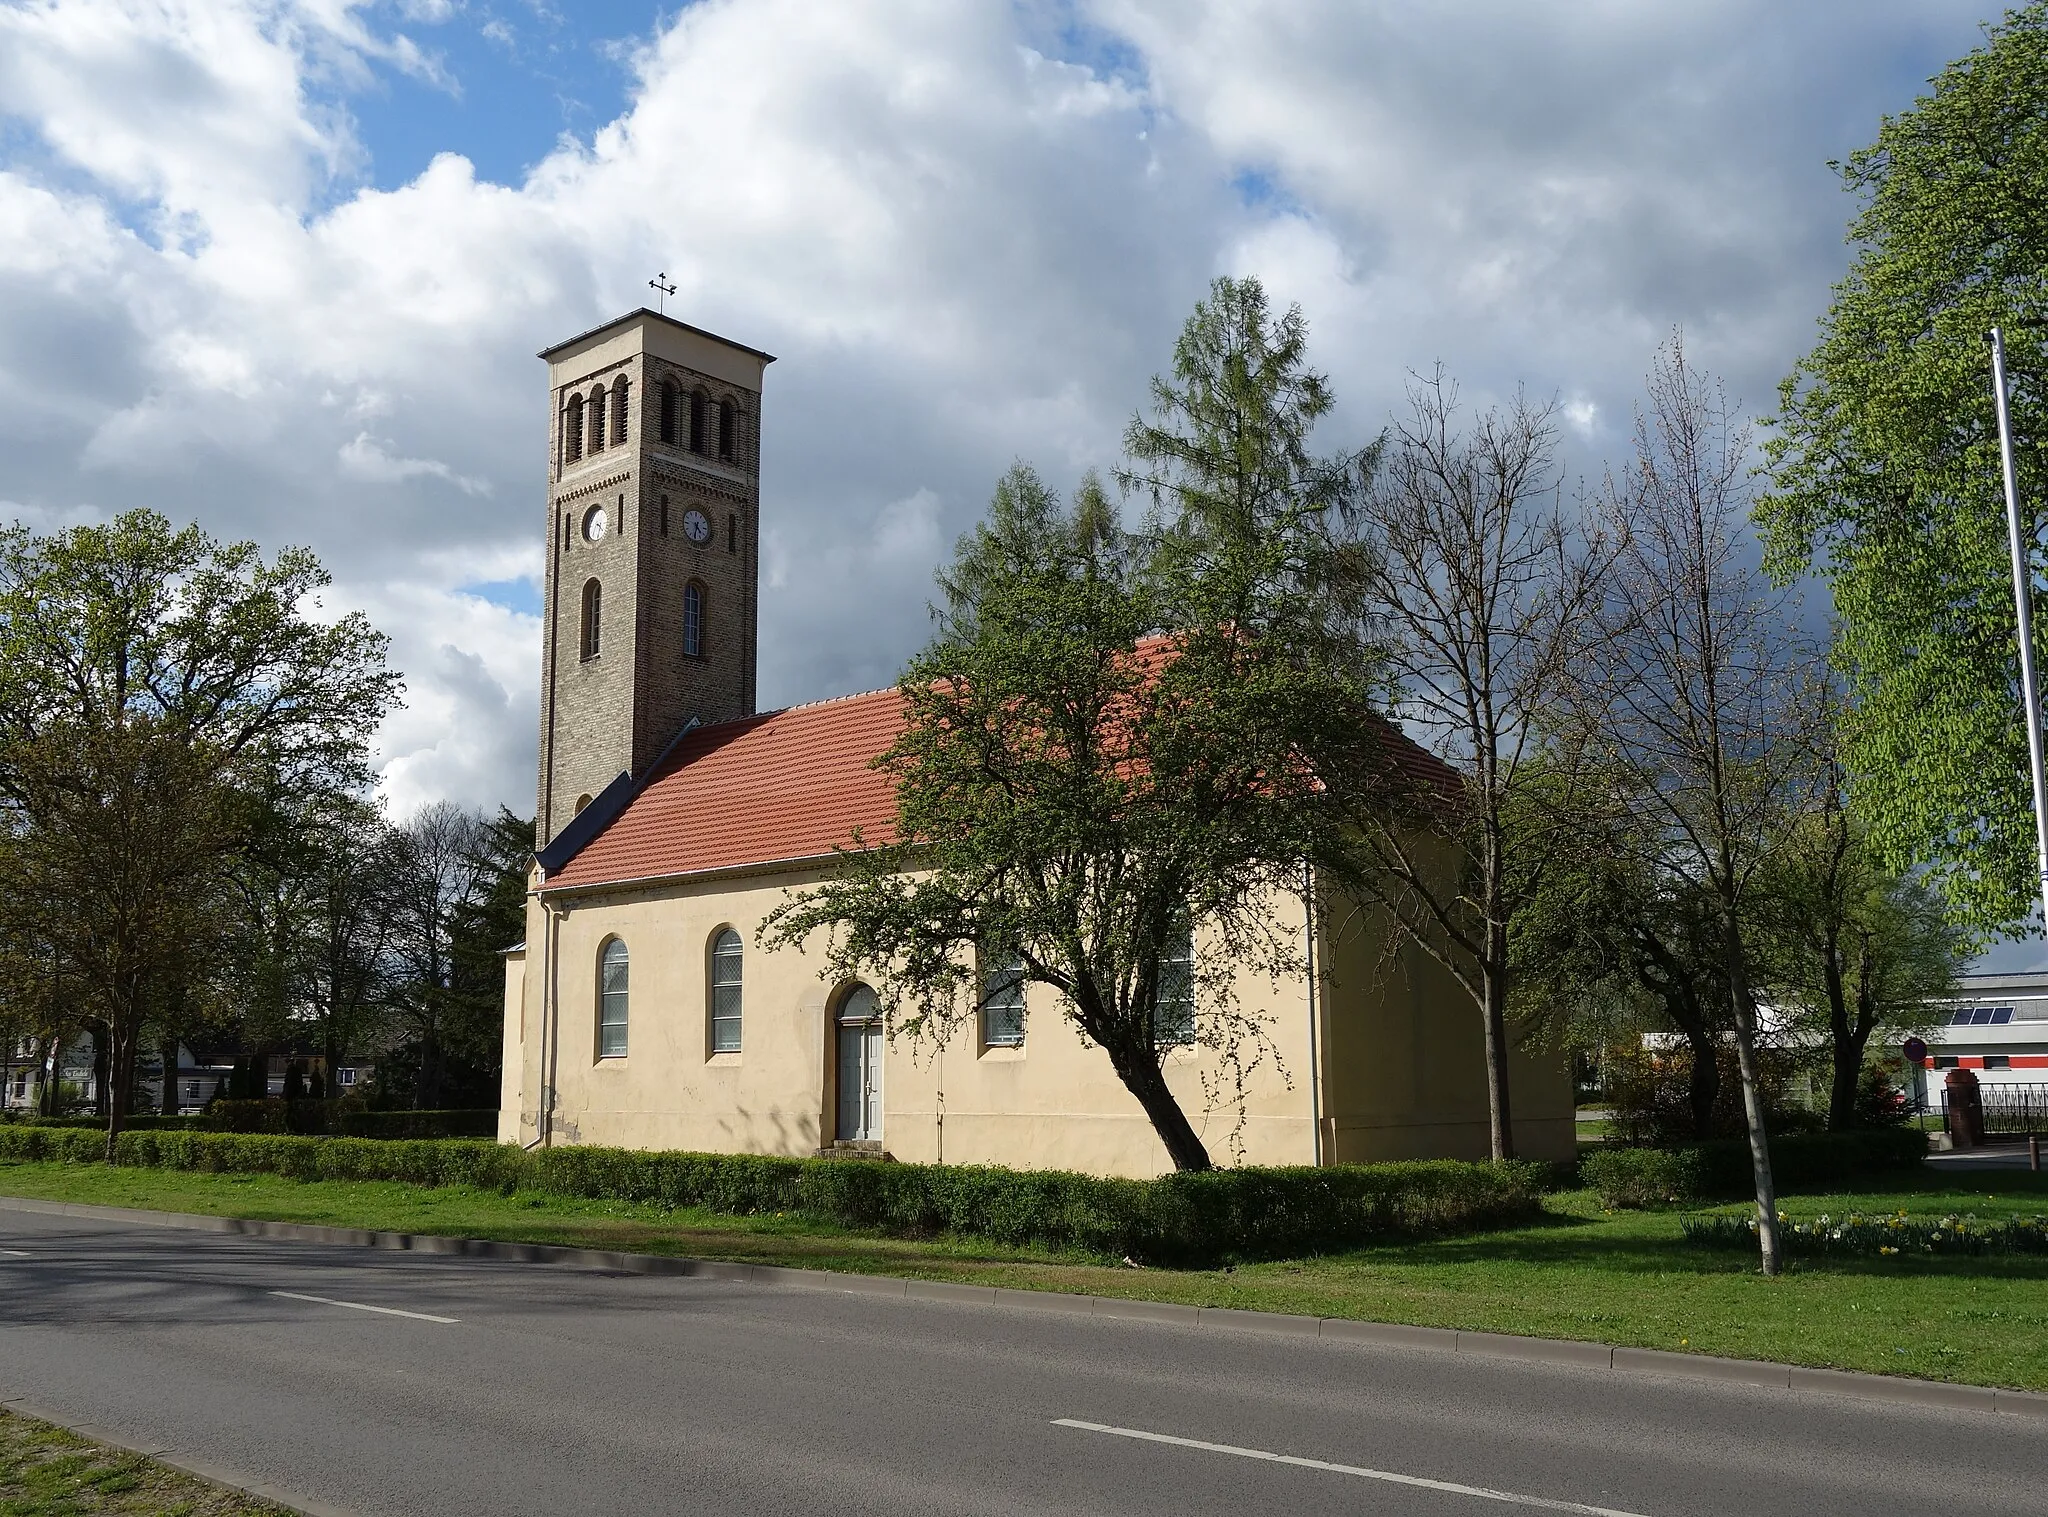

{"left": 727, "top": 512, "right": 737, "bottom": 554}
{"left": 717, "top": 399, "right": 735, "bottom": 460}
{"left": 683, "top": 581, "right": 704, "bottom": 658}
{"left": 589, "top": 386, "right": 607, "bottom": 451}
{"left": 660, "top": 382, "right": 678, "bottom": 445}
{"left": 1150, "top": 917, "right": 1195, "bottom": 1048}
{"left": 598, "top": 938, "right": 629, "bottom": 1057}
{"left": 690, "top": 390, "right": 708, "bottom": 453}
{"left": 564, "top": 394, "right": 584, "bottom": 463}
{"left": 581, "top": 579, "right": 602, "bottom": 661}
{"left": 612, "top": 377, "right": 630, "bottom": 444}
{"left": 710, "top": 928, "right": 742, "bottom": 1052}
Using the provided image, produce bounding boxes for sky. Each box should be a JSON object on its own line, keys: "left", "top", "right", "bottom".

{"left": 0, "top": 0, "right": 2026, "bottom": 948}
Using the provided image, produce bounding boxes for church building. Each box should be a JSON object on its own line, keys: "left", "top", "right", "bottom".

{"left": 498, "top": 309, "right": 1574, "bottom": 1176}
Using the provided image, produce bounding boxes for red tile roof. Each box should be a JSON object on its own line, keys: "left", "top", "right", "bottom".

{"left": 544, "top": 687, "right": 904, "bottom": 889}
{"left": 544, "top": 678, "right": 1464, "bottom": 891}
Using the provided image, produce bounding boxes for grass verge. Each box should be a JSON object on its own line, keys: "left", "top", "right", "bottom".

{"left": 3, "top": 1159, "right": 2046, "bottom": 1392}
{"left": 0, "top": 1409, "right": 288, "bottom": 1516}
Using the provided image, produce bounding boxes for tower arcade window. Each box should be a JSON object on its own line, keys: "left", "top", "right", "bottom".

{"left": 660, "top": 382, "right": 678, "bottom": 444}
{"left": 580, "top": 579, "right": 602, "bottom": 660}
{"left": 611, "top": 377, "right": 630, "bottom": 445}
{"left": 717, "top": 399, "right": 735, "bottom": 460}
{"left": 683, "top": 581, "right": 704, "bottom": 658}
{"left": 598, "top": 938, "right": 629, "bottom": 1058}
{"left": 689, "top": 390, "right": 708, "bottom": 453}
{"left": 564, "top": 394, "right": 584, "bottom": 462}
{"left": 589, "top": 386, "right": 607, "bottom": 451}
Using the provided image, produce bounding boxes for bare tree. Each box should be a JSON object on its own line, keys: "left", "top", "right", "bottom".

{"left": 1344, "top": 371, "right": 1612, "bottom": 1161}
{"left": 392, "top": 801, "right": 487, "bottom": 1109}
{"left": 1576, "top": 334, "right": 1821, "bottom": 1275}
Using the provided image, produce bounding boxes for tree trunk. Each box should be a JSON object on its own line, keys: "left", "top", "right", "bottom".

{"left": 104, "top": 998, "right": 141, "bottom": 1162}
{"left": 1828, "top": 1023, "right": 1873, "bottom": 1131}
{"left": 1682, "top": 1025, "right": 1721, "bottom": 1139}
{"left": 89, "top": 1024, "right": 109, "bottom": 1120}
{"left": 159, "top": 1036, "right": 180, "bottom": 1115}
{"left": 1105, "top": 1041, "right": 1213, "bottom": 1172}
{"left": 1480, "top": 932, "right": 1516, "bottom": 1162}
{"left": 1724, "top": 926, "right": 1782, "bottom": 1276}
{"left": 415, "top": 1030, "right": 443, "bottom": 1111}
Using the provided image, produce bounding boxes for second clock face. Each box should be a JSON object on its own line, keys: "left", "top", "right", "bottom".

{"left": 583, "top": 506, "right": 608, "bottom": 542}
{"left": 682, "top": 508, "right": 713, "bottom": 545}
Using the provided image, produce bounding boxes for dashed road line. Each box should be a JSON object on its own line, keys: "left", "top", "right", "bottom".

{"left": 1052, "top": 1418, "right": 1653, "bottom": 1516}
{"left": 270, "top": 1291, "right": 457, "bottom": 1324}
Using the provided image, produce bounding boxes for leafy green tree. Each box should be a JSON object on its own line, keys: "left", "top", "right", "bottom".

{"left": 1512, "top": 791, "right": 1736, "bottom": 1142}
{"left": 0, "top": 511, "right": 399, "bottom": 1152}
{"left": 1758, "top": 6, "right": 2048, "bottom": 932}
{"left": 1753, "top": 771, "right": 1965, "bottom": 1129}
{"left": 764, "top": 280, "right": 1391, "bottom": 1172}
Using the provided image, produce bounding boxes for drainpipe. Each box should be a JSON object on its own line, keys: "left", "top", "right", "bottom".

{"left": 527, "top": 887, "right": 562, "bottom": 1151}
{"left": 1303, "top": 862, "right": 1324, "bottom": 1167}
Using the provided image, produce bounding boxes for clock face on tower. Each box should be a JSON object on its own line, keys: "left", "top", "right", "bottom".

{"left": 582, "top": 506, "right": 608, "bottom": 542}
{"left": 682, "top": 508, "right": 713, "bottom": 545}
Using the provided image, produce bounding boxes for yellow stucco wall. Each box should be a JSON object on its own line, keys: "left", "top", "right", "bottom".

{"left": 1313, "top": 867, "right": 1576, "bottom": 1166}
{"left": 499, "top": 859, "right": 1574, "bottom": 1175}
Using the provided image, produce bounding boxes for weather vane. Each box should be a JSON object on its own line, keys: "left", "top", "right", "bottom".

{"left": 648, "top": 272, "right": 677, "bottom": 314}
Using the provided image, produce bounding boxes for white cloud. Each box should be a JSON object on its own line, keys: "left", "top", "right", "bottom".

{"left": 338, "top": 431, "right": 489, "bottom": 494}
{"left": 0, "top": 0, "right": 2000, "bottom": 818}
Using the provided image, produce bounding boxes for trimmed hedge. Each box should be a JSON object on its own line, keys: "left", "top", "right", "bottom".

{"left": 0, "top": 1124, "right": 1547, "bottom": 1265}
{"left": 205, "top": 1101, "right": 498, "bottom": 1137}
{"left": 0, "top": 1114, "right": 205, "bottom": 1131}
{"left": 0, "top": 1108, "right": 496, "bottom": 1139}
{"left": 1582, "top": 1128, "right": 1930, "bottom": 1209}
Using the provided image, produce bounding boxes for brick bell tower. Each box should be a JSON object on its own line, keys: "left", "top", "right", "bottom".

{"left": 535, "top": 310, "right": 773, "bottom": 849}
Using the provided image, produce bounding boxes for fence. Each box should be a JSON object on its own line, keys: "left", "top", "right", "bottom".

{"left": 1933, "top": 1081, "right": 2048, "bottom": 1136}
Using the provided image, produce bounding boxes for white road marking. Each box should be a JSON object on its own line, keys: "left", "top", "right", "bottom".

{"left": 1052, "top": 1419, "right": 1654, "bottom": 1517}
{"left": 270, "top": 1290, "right": 458, "bottom": 1324}
{"left": 0, "top": 1248, "right": 30, "bottom": 1257}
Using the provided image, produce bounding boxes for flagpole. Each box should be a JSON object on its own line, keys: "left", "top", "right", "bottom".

{"left": 1992, "top": 326, "right": 2048, "bottom": 936}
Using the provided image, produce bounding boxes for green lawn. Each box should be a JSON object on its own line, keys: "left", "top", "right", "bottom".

{"left": 0, "top": 1409, "right": 287, "bottom": 1516}
{"left": 3, "top": 1159, "right": 2045, "bottom": 1392}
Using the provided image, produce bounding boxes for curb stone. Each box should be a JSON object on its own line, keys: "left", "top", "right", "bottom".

{"left": 0, "top": 1395, "right": 349, "bottom": 1517}
{"left": 3, "top": 1192, "right": 2044, "bottom": 1420}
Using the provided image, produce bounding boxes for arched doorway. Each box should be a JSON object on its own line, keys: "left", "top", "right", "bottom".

{"left": 835, "top": 984, "right": 883, "bottom": 1144}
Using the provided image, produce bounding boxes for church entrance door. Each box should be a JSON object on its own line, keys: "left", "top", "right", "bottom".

{"left": 835, "top": 984, "right": 883, "bottom": 1144}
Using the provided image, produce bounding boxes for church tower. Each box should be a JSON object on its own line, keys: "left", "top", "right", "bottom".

{"left": 535, "top": 310, "right": 773, "bottom": 847}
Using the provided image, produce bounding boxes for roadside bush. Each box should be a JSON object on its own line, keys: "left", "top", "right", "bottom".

{"left": 1682, "top": 1209, "right": 2048, "bottom": 1258}
{"left": 1583, "top": 1129, "right": 1929, "bottom": 1208}
{"left": 1603, "top": 1043, "right": 1815, "bottom": 1146}
{"left": 330, "top": 1110, "right": 499, "bottom": 1140}
{"left": 0, "top": 1124, "right": 1547, "bottom": 1265}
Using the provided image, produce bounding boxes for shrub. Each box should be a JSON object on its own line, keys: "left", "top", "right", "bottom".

{"left": 1603, "top": 1042, "right": 1814, "bottom": 1146}
{"left": 1682, "top": 1209, "right": 2048, "bottom": 1258}
{"left": 1584, "top": 1128, "right": 1929, "bottom": 1207}
{"left": 0, "top": 1124, "right": 1547, "bottom": 1265}
{"left": 330, "top": 1110, "right": 500, "bottom": 1140}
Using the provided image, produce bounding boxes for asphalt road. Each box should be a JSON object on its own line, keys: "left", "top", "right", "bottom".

{"left": 1, "top": 1208, "right": 2041, "bottom": 1517}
